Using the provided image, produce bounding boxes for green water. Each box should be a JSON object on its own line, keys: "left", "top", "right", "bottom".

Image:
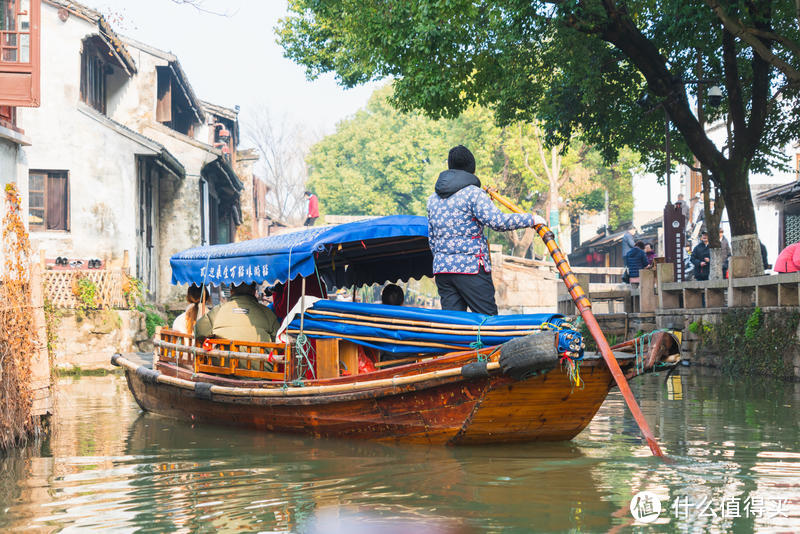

{"left": 1, "top": 368, "right": 798, "bottom": 533}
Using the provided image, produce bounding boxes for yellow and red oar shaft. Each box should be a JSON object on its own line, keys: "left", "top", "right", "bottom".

{"left": 485, "top": 187, "right": 666, "bottom": 458}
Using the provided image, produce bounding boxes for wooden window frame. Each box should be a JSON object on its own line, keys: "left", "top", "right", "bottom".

{"left": 0, "top": 0, "right": 40, "bottom": 107}
{"left": 80, "top": 37, "right": 109, "bottom": 114}
{"left": 28, "top": 170, "right": 69, "bottom": 232}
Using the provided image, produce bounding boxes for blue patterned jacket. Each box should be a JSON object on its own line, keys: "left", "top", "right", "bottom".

{"left": 427, "top": 170, "right": 534, "bottom": 274}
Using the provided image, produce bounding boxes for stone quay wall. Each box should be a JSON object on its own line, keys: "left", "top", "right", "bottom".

{"left": 52, "top": 309, "right": 150, "bottom": 371}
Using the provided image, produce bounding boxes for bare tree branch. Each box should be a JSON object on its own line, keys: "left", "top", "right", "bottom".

{"left": 169, "top": 0, "right": 236, "bottom": 17}
{"left": 245, "top": 108, "right": 316, "bottom": 225}
{"left": 518, "top": 125, "right": 542, "bottom": 181}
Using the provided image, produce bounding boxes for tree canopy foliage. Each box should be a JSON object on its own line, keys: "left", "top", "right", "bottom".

{"left": 306, "top": 85, "right": 635, "bottom": 253}
{"left": 280, "top": 0, "right": 800, "bottom": 273}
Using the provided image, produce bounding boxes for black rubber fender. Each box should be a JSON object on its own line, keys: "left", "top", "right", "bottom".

{"left": 110, "top": 353, "right": 121, "bottom": 367}
{"left": 499, "top": 333, "right": 559, "bottom": 380}
{"left": 461, "top": 361, "right": 490, "bottom": 379}
{"left": 135, "top": 366, "right": 160, "bottom": 385}
{"left": 194, "top": 382, "right": 214, "bottom": 401}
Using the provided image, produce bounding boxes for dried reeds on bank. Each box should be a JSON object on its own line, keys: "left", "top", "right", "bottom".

{"left": 0, "top": 184, "right": 35, "bottom": 451}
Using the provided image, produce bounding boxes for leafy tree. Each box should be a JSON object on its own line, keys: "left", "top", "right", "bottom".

{"left": 279, "top": 0, "right": 800, "bottom": 275}
{"left": 573, "top": 148, "right": 638, "bottom": 229}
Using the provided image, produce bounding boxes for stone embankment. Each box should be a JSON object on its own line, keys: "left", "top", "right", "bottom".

{"left": 52, "top": 310, "right": 150, "bottom": 372}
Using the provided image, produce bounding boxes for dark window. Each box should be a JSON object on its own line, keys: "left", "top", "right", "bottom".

{"left": 80, "top": 38, "right": 108, "bottom": 114}
{"left": 28, "top": 170, "right": 68, "bottom": 231}
{"left": 156, "top": 66, "right": 198, "bottom": 136}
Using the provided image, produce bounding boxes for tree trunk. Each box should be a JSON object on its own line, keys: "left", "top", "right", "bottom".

{"left": 508, "top": 227, "right": 536, "bottom": 257}
{"left": 709, "top": 248, "right": 725, "bottom": 280}
{"left": 720, "top": 167, "right": 764, "bottom": 275}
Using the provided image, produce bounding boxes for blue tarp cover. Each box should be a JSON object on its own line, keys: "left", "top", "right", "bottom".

{"left": 170, "top": 215, "right": 432, "bottom": 288}
{"left": 285, "top": 300, "right": 577, "bottom": 354}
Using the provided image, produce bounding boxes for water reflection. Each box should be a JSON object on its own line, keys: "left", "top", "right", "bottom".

{"left": 1, "top": 368, "right": 798, "bottom": 532}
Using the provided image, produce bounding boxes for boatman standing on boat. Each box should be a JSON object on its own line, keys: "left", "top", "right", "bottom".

{"left": 427, "top": 146, "right": 547, "bottom": 315}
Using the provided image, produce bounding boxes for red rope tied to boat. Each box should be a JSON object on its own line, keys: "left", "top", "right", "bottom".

{"left": 559, "top": 352, "right": 582, "bottom": 388}
{"left": 485, "top": 187, "right": 666, "bottom": 459}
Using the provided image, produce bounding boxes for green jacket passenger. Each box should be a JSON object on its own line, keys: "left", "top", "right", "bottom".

{"left": 194, "top": 283, "right": 279, "bottom": 343}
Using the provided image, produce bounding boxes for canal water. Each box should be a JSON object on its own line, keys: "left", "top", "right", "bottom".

{"left": 1, "top": 368, "right": 798, "bottom": 533}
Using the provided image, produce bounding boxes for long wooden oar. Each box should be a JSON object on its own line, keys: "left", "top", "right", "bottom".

{"left": 485, "top": 188, "right": 666, "bottom": 458}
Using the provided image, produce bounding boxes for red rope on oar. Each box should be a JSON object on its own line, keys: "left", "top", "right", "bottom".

{"left": 485, "top": 187, "right": 666, "bottom": 458}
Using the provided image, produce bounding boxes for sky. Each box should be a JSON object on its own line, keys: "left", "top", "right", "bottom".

{"left": 88, "top": 0, "right": 380, "bottom": 139}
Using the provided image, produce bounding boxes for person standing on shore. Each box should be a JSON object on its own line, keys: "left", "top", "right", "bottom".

{"left": 304, "top": 191, "right": 319, "bottom": 226}
{"left": 427, "top": 145, "right": 546, "bottom": 315}
{"left": 691, "top": 232, "right": 711, "bottom": 281}
{"left": 625, "top": 241, "right": 649, "bottom": 285}
{"left": 622, "top": 227, "right": 636, "bottom": 258}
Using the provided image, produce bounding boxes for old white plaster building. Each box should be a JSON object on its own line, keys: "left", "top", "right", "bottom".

{"left": 16, "top": 0, "right": 241, "bottom": 306}
{"left": 0, "top": 0, "right": 39, "bottom": 268}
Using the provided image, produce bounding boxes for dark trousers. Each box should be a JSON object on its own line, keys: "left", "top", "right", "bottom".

{"left": 304, "top": 216, "right": 318, "bottom": 226}
{"left": 435, "top": 268, "right": 498, "bottom": 315}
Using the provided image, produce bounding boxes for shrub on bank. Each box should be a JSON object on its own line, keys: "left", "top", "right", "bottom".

{"left": 137, "top": 304, "right": 167, "bottom": 338}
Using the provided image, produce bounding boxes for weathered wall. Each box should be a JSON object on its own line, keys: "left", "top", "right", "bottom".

{"left": 52, "top": 309, "right": 149, "bottom": 371}
{"left": 30, "top": 265, "right": 53, "bottom": 419}
{"left": 490, "top": 246, "right": 559, "bottom": 314}
{"left": 235, "top": 148, "right": 261, "bottom": 241}
{"left": 0, "top": 137, "right": 25, "bottom": 271}
{"left": 157, "top": 170, "right": 203, "bottom": 307}
{"left": 0, "top": 137, "right": 19, "bottom": 186}
{"left": 16, "top": 5, "right": 142, "bottom": 266}
{"left": 118, "top": 41, "right": 227, "bottom": 308}
{"left": 657, "top": 306, "right": 800, "bottom": 380}
{"left": 588, "top": 312, "right": 658, "bottom": 341}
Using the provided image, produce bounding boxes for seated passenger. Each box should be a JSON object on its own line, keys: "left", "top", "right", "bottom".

{"left": 172, "top": 284, "right": 211, "bottom": 335}
{"left": 194, "top": 282, "right": 279, "bottom": 343}
{"left": 381, "top": 284, "right": 404, "bottom": 306}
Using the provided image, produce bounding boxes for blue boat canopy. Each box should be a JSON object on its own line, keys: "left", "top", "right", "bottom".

{"left": 170, "top": 215, "right": 433, "bottom": 288}
{"left": 284, "top": 300, "right": 581, "bottom": 355}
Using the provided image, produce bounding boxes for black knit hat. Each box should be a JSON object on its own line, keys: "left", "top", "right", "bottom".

{"left": 448, "top": 145, "right": 476, "bottom": 174}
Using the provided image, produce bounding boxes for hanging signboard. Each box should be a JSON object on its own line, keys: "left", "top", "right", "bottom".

{"left": 663, "top": 203, "right": 686, "bottom": 281}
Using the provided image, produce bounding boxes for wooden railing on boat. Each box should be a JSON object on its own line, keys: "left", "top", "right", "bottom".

{"left": 154, "top": 327, "right": 290, "bottom": 381}
{"left": 153, "top": 328, "right": 428, "bottom": 382}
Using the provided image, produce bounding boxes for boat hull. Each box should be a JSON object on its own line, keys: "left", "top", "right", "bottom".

{"left": 123, "top": 362, "right": 614, "bottom": 445}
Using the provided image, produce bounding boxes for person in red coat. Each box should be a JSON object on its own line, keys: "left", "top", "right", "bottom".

{"left": 304, "top": 191, "right": 319, "bottom": 226}
{"left": 775, "top": 242, "right": 800, "bottom": 273}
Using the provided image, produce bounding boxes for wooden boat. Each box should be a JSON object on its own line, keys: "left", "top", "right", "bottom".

{"left": 113, "top": 216, "right": 680, "bottom": 445}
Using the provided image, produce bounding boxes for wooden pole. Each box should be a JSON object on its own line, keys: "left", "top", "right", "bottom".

{"left": 485, "top": 187, "right": 666, "bottom": 458}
